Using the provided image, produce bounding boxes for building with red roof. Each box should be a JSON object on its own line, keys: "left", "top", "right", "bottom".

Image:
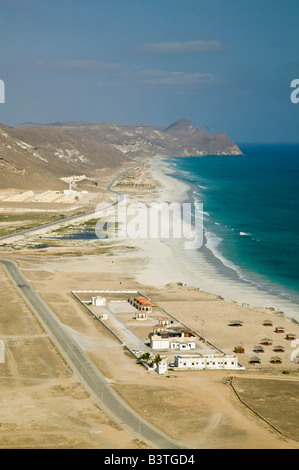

{"left": 128, "top": 295, "right": 156, "bottom": 312}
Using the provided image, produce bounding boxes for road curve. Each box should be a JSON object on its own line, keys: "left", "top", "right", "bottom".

{"left": 0, "top": 258, "right": 185, "bottom": 450}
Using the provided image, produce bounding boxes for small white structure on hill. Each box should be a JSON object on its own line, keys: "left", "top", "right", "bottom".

{"left": 64, "top": 180, "right": 77, "bottom": 195}
{"left": 91, "top": 296, "right": 107, "bottom": 307}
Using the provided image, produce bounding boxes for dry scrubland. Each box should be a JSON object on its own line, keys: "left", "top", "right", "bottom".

{"left": 0, "top": 251, "right": 298, "bottom": 449}
{"left": 0, "top": 264, "right": 149, "bottom": 449}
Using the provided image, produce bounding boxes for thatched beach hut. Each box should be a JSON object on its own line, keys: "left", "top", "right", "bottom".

{"left": 270, "top": 356, "right": 282, "bottom": 364}
{"left": 260, "top": 338, "right": 273, "bottom": 346}
{"left": 249, "top": 356, "right": 261, "bottom": 364}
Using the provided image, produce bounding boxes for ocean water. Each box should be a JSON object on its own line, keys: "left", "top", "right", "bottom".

{"left": 167, "top": 143, "right": 299, "bottom": 306}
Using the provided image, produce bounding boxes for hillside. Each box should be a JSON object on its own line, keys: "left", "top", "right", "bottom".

{"left": 0, "top": 120, "right": 242, "bottom": 190}
{"left": 0, "top": 124, "right": 132, "bottom": 190}
{"left": 57, "top": 119, "right": 242, "bottom": 158}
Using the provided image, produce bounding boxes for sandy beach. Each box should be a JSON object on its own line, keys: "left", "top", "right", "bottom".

{"left": 0, "top": 159, "right": 299, "bottom": 449}
{"left": 2, "top": 0, "right": 299, "bottom": 452}
{"left": 132, "top": 158, "right": 299, "bottom": 323}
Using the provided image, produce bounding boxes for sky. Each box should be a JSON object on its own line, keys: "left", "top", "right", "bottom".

{"left": 0, "top": 0, "right": 299, "bottom": 142}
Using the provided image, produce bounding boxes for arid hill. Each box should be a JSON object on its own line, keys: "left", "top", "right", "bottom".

{"left": 56, "top": 119, "right": 242, "bottom": 158}
{"left": 0, "top": 120, "right": 242, "bottom": 190}
{"left": 0, "top": 123, "right": 132, "bottom": 190}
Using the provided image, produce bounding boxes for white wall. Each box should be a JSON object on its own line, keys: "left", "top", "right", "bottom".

{"left": 156, "top": 360, "right": 168, "bottom": 374}
{"left": 170, "top": 341, "right": 196, "bottom": 351}
{"left": 150, "top": 337, "right": 196, "bottom": 351}
{"left": 174, "top": 355, "right": 239, "bottom": 370}
{"left": 92, "top": 296, "right": 106, "bottom": 306}
{"left": 150, "top": 337, "right": 169, "bottom": 350}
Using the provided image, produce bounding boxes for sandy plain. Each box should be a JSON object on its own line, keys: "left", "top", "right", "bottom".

{"left": 0, "top": 160, "right": 298, "bottom": 449}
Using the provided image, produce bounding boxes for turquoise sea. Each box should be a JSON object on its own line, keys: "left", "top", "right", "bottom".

{"left": 167, "top": 143, "right": 299, "bottom": 308}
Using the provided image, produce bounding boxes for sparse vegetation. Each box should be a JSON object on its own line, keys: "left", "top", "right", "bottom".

{"left": 0, "top": 213, "right": 64, "bottom": 237}
{"left": 153, "top": 354, "right": 162, "bottom": 364}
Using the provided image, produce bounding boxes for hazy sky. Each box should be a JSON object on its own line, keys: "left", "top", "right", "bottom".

{"left": 0, "top": 0, "right": 298, "bottom": 142}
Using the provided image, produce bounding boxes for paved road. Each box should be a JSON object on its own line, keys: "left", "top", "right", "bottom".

{"left": 0, "top": 261, "right": 184, "bottom": 450}
{"left": 0, "top": 163, "right": 185, "bottom": 448}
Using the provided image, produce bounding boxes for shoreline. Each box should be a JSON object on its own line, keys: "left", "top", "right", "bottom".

{"left": 1, "top": 156, "right": 298, "bottom": 323}
{"left": 1, "top": 160, "right": 299, "bottom": 448}
{"left": 130, "top": 158, "right": 299, "bottom": 323}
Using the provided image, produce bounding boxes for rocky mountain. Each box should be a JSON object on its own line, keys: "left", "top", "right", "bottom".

{"left": 163, "top": 119, "right": 198, "bottom": 134}
{"left": 0, "top": 119, "right": 242, "bottom": 190}
{"left": 55, "top": 119, "right": 242, "bottom": 158}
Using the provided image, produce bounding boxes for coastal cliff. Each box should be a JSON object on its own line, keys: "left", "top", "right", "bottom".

{"left": 0, "top": 119, "right": 242, "bottom": 189}
{"left": 57, "top": 118, "right": 243, "bottom": 158}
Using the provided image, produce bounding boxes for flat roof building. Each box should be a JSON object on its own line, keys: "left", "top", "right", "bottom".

{"left": 174, "top": 354, "right": 243, "bottom": 370}
{"left": 91, "top": 296, "right": 106, "bottom": 307}
{"left": 156, "top": 358, "right": 168, "bottom": 375}
{"left": 135, "top": 311, "right": 147, "bottom": 321}
{"left": 150, "top": 335, "right": 196, "bottom": 351}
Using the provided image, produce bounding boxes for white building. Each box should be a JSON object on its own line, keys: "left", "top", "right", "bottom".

{"left": 135, "top": 311, "right": 147, "bottom": 321}
{"left": 129, "top": 296, "right": 155, "bottom": 312}
{"left": 158, "top": 317, "right": 172, "bottom": 327}
{"left": 156, "top": 358, "right": 168, "bottom": 375}
{"left": 150, "top": 334, "right": 196, "bottom": 351}
{"left": 91, "top": 296, "right": 107, "bottom": 307}
{"left": 174, "top": 354, "right": 243, "bottom": 370}
{"left": 63, "top": 180, "right": 77, "bottom": 195}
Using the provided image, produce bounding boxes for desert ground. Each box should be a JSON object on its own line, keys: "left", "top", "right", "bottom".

{"left": 0, "top": 161, "right": 298, "bottom": 449}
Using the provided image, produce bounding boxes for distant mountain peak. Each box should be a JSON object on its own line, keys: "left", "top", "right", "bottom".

{"left": 163, "top": 119, "right": 193, "bottom": 133}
